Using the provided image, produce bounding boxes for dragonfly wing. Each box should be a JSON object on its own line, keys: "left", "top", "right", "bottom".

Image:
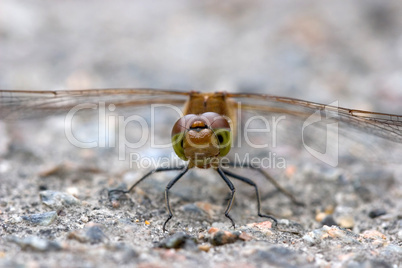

{"left": 227, "top": 93, "right": 402, "bottom": 168}
{"left": 0, "top": 88, "right": 190, "bottom": 120}
{"left": 229, "top": 93, "right": 402, "bottom": 144}
{"left": 0, "top": 88, "right": 193, "bottom": 173}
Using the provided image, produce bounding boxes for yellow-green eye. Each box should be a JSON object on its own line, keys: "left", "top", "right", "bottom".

{"left": 214, "top": 129, "right": 232, "bottom": 157}
{"left": 172, "top": 133, "right": 187, "bottom": 160}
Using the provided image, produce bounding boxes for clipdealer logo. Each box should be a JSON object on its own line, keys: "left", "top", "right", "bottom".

{"left": 302, "top": 101, "right": 339, "bottom": 167}
{"left": 63, "top": 100, "right": 339, "bottom": 167}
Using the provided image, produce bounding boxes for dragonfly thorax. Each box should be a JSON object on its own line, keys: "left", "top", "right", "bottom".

{"left": 171, "top": 112, "right": 232, "bottom": 168}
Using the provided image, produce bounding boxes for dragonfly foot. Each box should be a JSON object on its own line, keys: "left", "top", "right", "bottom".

{"left": 163, "top": 215, "right": 172, "bottom": 232}
{"left": 225, "top": 213, "right": 236, "bottom": 229}
{"left": 258, "top": 213, "right": 278, "bottom": 228}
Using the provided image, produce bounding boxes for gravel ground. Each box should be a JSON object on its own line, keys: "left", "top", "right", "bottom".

{"left": 1, "top": 1, "right": 402, "bottom": 267}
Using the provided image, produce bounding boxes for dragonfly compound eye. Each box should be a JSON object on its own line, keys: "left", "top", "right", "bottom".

{"left": 214, "top": 129, "right": 232, "bottom": 157}
{"left": 171, "top": 115, "right": 197, "bottom": 161}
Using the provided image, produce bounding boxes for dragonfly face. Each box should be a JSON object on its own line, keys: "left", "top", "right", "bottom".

{"left": 171, "top": 112, "right": 232, "bottom": 168}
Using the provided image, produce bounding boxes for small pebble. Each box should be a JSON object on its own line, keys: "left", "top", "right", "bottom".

{"left": 198, "top": 233, "right": 205, "bottom": 240}
{"left": 40, "top": 190, "right": 80, "bottom": 209}
{"left": 397, "top": 230, "right": 402, "bottom": 240}
{"left": 246, "top": 221, "right": 273, "bottom": 230}
{"left": 111, "top": 200, "right": 121, "bottom": 208}
{"left": 315, "top": 212, "right": 327, "bottom": 222}
{"left": 8, "top": 236, "right": 62, "bottom": 251}
{"left": 246, "top": 221, "right": 274, "bottom": 236}
{"left": 361, "top": 230, "right": 387, "bottom": 246}
{"left": 303, "top": 226, "right": 359, "bottom": 246}
{"left": 80, "top": 216, "right": 89, "bottom": 223}
{"left": 198, "top": 244, "right": 211, "bottom": 252}
{"left": 22, "top": 211, "right": 57, "bottom": 226}
{"left": 66, "top": 187, "right": 79, "bottom": 197}
{"left": 368, "top": 209, "right": 387, "bottom": 219}
{"left": 159, "top": 232, "right": 197, "bottom": 249}
{"left": 208, "top": 228, "right": 240, "bottom": 246}
{"left": 321, "top": 215, "right": 338, "bottom": 227}
{"left": 208, "top": 227, "right": 219, "bottom": 234}
{"left": 324, "top": 205, "right": 335, "bottom": 214}
{"left": 338, "top": 215, "right": 355, "bottom": 229}
{"left": 302, "top": 229, "right": 323, "bottom": 246}
{"left": 238, "top": 232, "right": 253, "bottom": 241}
{"left": 9, "top": 215, "right": 23, "bottom": 224}
{"left": 68, "top": 225, "right": 107, "bottom": 244}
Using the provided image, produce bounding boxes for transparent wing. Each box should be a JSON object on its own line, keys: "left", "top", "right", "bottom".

{"left": 0, "top": 88, "right": 192, "bottom": 176}
{"left": 228, "top": 93, "right": 402, "bottom": 144}
{"left": 0, "top": 88, "right": 190, "bottom": 120}
{"left": 2, "top": 88, "right": 401, "bottom": 143}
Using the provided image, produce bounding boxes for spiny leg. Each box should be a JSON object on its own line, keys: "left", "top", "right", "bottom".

{"left": 108, "top": 166, "right": 187, "bottom": 201}
{"left": 163, "top": 166, "right": 189, "bottom": 232}
{"left": 216, "top": 167, "right": 236, "bottom": 229}
{"left": 222, "top": 169, "right": 278, "bottom": 227}
{"left": 223, "top": 162, "right": 304, "bottom": 206}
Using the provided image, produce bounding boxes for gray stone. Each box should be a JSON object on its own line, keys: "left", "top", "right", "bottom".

{"left": 21, "top": 211, "right": 57, "bottom": 226}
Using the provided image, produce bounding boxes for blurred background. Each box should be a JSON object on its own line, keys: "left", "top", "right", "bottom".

{"left": 1, "top": 0, "right": 402, "bottom": 114}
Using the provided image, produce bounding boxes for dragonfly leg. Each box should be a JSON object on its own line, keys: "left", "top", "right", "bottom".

{"left": 108, "top": 166, "right": 187, "bottom": 201}
{"left": 216, "top": 168, "right": 236, "bottom": 229}
{"left": 222, "top": 169, "right": 278, "bottom": 227}
{"left": 224, "top": 162, "right": 304, "bottom": 206}
{"left": 163, "top": 166, "right": 189, "bottom": 232}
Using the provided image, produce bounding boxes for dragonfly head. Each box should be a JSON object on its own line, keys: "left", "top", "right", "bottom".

{"left": 171, "top": 112, "right": 232, "bottom": 168}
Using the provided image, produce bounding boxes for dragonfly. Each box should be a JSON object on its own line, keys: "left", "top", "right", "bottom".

{"left": 1, "top": 88, "right": 402, "bottom": 232}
